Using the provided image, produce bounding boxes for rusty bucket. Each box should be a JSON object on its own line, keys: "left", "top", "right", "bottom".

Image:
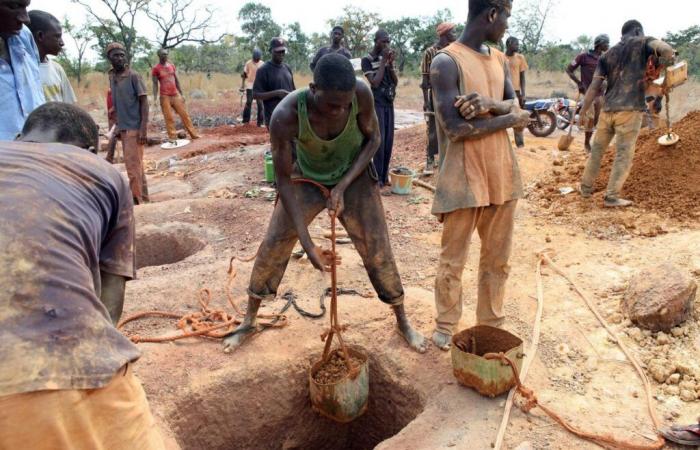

{"left": 451, "top": 325, "right": 524, "bottom": 397}
{"left": 309, "top": 346, "right": 369, "bottom": 423}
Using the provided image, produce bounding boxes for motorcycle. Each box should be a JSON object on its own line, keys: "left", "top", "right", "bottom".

{"left": 554, "top": 97, "right": 581, "bottom": 131}
{"left": 523, "top": 98, "right": 558, "bottom": 137}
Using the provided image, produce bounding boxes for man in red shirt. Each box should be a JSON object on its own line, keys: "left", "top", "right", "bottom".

{"left": 151, "top": 48, "right": 199, "bottom": 140}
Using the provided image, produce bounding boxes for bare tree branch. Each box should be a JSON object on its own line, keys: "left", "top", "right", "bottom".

{"left": 144, "top": 0, "right": 225, "bottom": 50}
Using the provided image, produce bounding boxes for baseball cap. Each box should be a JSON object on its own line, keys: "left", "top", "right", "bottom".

{"left": 269, "top": 37, "right": 287, "bottom": 53}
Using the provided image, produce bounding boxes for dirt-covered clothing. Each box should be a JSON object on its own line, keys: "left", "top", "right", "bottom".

{"left": 432, "top": 42, "right": 523, "bottom": 215}
{"left": 295, "top": 89, "right": 363, "bottom": 185}
{"left": 581, "top": 110, "right": 644, "bottom": 199}
{"left": 248, "top": 168, "right": 404, "bottom": 306}
{"left": 434, "top": 200, "right": 517, "bottom": 334}
{"left": 160, "top": 93, "right": 198, "bottom": 140}
{"left": 121, "top": 130, "right": 149, "bottom": 203}
{"left": 151, "top": 62, "right": 178, "bottom": 97}
{"left": 243, "top": 59, "right": 263, "bottom": 90}
{"left": 0, "top": 141, "right": 138, "bottom": 397}
{"left": 39, "top": 59, "right": 76, "bottom": 103}
{"left": 110, "top": 68, "right": 147, "bottom": 131}
{"left": 421, "top": 45, "right": 440, "bottom": 79}
{"left": 310, "top": 46, "right": 352, "bottom": 71}
{"left": 506, "top": 52, "right": 528, "bottom": 91}
{"left": 0, "top": 365, "right": 165, "bottom": 450}
{"left": 253, "top": 61, "right": 295, "bottom": 126}
{"left": 598, "top": 36, "right": 657, "bottom": 112}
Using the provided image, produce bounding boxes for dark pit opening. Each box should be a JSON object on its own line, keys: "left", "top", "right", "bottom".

{"left": 135, "top": 225, "right": 206, "bottom": 269}
{"left": 453, "top": 325, "right": 523, "bottom": 356}
{"left": 167, "top": 351, "right": 424, "bottom": 450}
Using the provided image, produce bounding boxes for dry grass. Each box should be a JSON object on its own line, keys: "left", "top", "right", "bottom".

{"left": 73, "top": 70, "right": 699, "bottom": 123}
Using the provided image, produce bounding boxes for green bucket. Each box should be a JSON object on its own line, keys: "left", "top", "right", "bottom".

{"left": 264, "top": 151, "right": 275, "bottom": 182}
{"left": 390, "top": 168, "right": 415, "bottom": 195}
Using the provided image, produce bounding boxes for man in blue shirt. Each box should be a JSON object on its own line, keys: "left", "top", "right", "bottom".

{"left": 0, "top": 0, "right": 45, "bottom": 140}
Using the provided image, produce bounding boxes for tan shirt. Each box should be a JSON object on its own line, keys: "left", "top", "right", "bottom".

{"left": 432, "top": 43, "right": 523, "bottom": 215}
{"left": 0, "top": 142, "right": 139, "bottom": 396}
{"left": 244, "top": 59, "right": 263, "bottom": 90}
{"left": 506, "top": 53, "right": 528, "bottom": 91}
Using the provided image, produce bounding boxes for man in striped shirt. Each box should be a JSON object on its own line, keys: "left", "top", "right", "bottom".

{"left": 420, "top": 22, "right": 456, "bottom": 174}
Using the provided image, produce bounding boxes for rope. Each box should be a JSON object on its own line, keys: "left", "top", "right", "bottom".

{"left": 490, "top": 251, "right": 664, "bottom": 450}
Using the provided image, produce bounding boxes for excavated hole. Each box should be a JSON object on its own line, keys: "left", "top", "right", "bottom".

{"left": 167, "top": 351, "right": 424, "bottom": 450}
{"left": 135, "top": 225, "right": 206, "bottom": 269}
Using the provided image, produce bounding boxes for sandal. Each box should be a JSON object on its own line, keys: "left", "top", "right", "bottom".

{"left": 660, "top": 423, "right": 700, "bottom": 446}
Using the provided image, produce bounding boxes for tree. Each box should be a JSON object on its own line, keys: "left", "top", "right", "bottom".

{"left": 411, "top": 9, "right": 454, "bottom": 53}
{"left": 380, "top": 17, "right": 421, "bottom": 73}
{"left": 237, "top": 2, "right": 281, "bottom": 54}
{"left": 145, "top": 0, "right": 226, "bottom": 50}
{"left": 571, "top": 35, "right": 592, "bottom": 53}
{"left": 664, "top": 26, "right": 700, "bottom": 77}
{"left": 510, "top": 0, "right": 556, "bottom": 53}
{"left": 329, "top": 5, "right": 380, "bottom": 56}
{"left": 284, "top": 22, "right": 311, "bottom": 72}
{"left": 60, "top": 18, "right": 93, "bottom": 85}
{"left": 89, "top": 21, "right": 152, "bottom": 66}
{"left": 73, "top": 0, "right": 148, "bottom": 62}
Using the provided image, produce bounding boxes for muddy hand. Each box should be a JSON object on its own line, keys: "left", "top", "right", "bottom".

{"left": 308, "top": 246, "right": 342, "bottom": 272}
{"left": 327, "top": 189, "right": 345, "bottom": 218}
{"left": 455, "top": 93, "right": 491, "bottom": 120}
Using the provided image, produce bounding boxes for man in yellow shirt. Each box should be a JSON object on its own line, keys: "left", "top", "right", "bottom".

{"left": 505, "top": 36, "right": 528, "bottom": 147}
{"left": 241, "top": 48, "right": 264, "bottom": 126}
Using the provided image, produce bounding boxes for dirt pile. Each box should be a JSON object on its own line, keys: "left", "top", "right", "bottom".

{"left": 392, "top": 124, "right": 427, "bottom": 170}
{"left": 313, "top": 350, "right": 365, "bottom": 384}
{"left": 534, "top": 110, "right": 700, "bottom": 222}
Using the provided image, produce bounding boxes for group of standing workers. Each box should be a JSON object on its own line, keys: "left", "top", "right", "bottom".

{"left": 1, "top": 0, "right": 684, "bottom": 448}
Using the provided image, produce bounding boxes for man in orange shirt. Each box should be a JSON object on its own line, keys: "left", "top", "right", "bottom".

{"left": 429, "top": 0, "right": 529, "bottom": 350}
{"left": 151, "top": 48, "right": 199, "bottom": 140}
{"left": 505, "top": 36, "right": 528, "bottom": 147}
{"left": 241, "top": 48, "right": 264, "bottom": 126}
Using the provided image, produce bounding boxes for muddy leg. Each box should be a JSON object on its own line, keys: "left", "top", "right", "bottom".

{"left": 223, "top": 296, "right": 262, "bottom": 352}
{"left": 340, "top": 170, "right": 426, "bottom": 353}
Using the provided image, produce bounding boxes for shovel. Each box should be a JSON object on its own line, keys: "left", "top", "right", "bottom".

{"left": 557, "top": 92, "right": 580, "bottom": 151}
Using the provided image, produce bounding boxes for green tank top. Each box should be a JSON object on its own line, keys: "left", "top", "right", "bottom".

{"left": 295, "top": 88, "right": 364, "bottom": 185}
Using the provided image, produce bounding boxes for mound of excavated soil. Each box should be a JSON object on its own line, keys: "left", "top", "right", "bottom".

{"left": 537, "top": 111, "right": 700, "bottom": 221}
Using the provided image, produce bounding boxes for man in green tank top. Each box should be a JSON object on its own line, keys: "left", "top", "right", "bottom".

{"left": 224, "top": 54, "right": 427, "bottom": 354}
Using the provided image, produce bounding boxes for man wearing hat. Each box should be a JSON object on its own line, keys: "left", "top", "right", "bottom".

{"left": 253, "top": 37, "right": 295, "bottom": 127}
{"left": 106, "top": 42, "right": 149, "bottom": 204}
{"left": 566, "top": 34, "right": 610, "bottom": 151}
{"left": 241, "top": 48, "right": 264, "bottom": 126}
{"left": 309, "top": 26, "right": 352, "bottom": 71}
{"left": 151, "top": 48, "right": 200, "bottom": 141}
{"left": 420, "top": 22, "right": 457, "bottom": 173}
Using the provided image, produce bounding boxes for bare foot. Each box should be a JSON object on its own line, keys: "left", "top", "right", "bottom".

{"left": 432, "top": 330, "right": 451, "bottom": 351}
{"left": 397, "top": 324, "right": 428, "bottom": 353}
{"left": 222, "top": 324, "right": 256, "bottom": 353}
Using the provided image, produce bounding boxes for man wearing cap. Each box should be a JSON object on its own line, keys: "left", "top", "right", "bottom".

{"left": 0, "top": 0, "right": 45, "bottom": 140}
{"left": 107, "top": 42, "right": 150, "bottom": 204}
{"left": 253, "top": 37, "right": 295, "bottom": 127}
{"left": 309, "top": 26, "right": 352, "bottom": 71}
{"left": 420, "top": 22, "right": 456, "bottom": 173}
{"left": 152, "top": 48, "right": 199, "bottom": 141}
{"left": 505, "top": 36, "right": 528, "bottom": 148}
{"left": 566, "top": 34, "right": 610, "bottom": 151}
{"left": 241, "top": 48, "right": 264, "bottom": 126}
{"left": 361, "top": 29, "right": 398, "bottom": 188}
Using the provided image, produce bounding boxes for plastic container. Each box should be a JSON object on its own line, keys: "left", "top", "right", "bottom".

{"left": 264, "top": 151, "right": 275, "bottom": 182}
{"left": 389, "top": 168, "right": 415, "bottom": 195}
{"left": 309, "top": 346, "right": 369, "bottom": 423}
{"left": 451, "top": 325, "right": 524, "bottom": 397}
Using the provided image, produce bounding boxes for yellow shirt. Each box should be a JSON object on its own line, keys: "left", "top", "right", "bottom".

{"left": 506, "top": 53, "right": 528, "bottom": 91}
{"left": 244, "top": 59, "right": 263, "bottom": 90}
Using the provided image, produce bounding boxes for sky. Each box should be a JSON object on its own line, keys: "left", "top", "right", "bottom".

{"left": 30, "top": 0, "right": 700, "bottom": 60}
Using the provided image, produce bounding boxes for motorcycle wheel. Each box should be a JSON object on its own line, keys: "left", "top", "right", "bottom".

{"left": 527, "top": 110, "right": 557, "bottom": 137}
{"left": 557, "top": 110, "right": 572, "bottom": 130}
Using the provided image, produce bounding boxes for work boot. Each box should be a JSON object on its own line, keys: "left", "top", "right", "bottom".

{"left": 604, "top": 196, "right": 633, "bottom": 208}
{"left": 579, "top": 184, "right": 593, "bottom": 198}
{"left": 424, "top": 156, "right": 434, "bottom": 175}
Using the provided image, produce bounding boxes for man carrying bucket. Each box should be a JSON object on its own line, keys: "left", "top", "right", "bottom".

{"left": 429, "top": 0, "right": 530, "bottom": 350}
{"left": 223, "top": 54, "right": 427, "bottom": 354}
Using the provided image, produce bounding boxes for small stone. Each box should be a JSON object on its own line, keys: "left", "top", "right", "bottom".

{"left": 667, "top": 373, "right": 681, "bottom": 385}
{"left": 556, "top": 343, "right": 570, "bottom": 355}
{"left": 676, "top": 363, "right": 693, "bottom": 375}
{"left": 608, "top": 313, "right": 623, "bottom": 324}
{"left": 545, "top": 236, "right": 552, "bottom": 243}
{"left": 622, "top": 264, "right": 697, "bottom": 332}
{"left": 665, "top": 385, "right": 680, "bottom": 396}
{"left": 627, "top": 327, "right": 644, "bottom": 342}
{"left": 680, "top": 389, "right": 697, "bottom": 402}
{"left": 553, "top": 159, "right": 564, "bottom": 166}
{"left": 679, "top": 380, "right": 697, "bottom": 392}
{"left": 656, "top": 332, "right": 672, "bottom": 345}
{"left": 670, "top": 327, "right": 684, "bottom": 338}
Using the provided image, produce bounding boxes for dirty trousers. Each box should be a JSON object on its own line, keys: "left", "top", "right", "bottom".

{"left": 249, "top": 169, "right": 404, "bottom": 305}
{"left": 160, "top": 94, "right": 199, "bottom": 139}
{"left": 0, "top": 365, "right": 165, "bottom": 450}
{"left": 121, "top": 130, "right": 149, "bottom": 203}
{"left": 581, "top": 111, "right": 643, "bottom": 199}
{"left": 434, "top": 200, "right": 517, "bottom": 335}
